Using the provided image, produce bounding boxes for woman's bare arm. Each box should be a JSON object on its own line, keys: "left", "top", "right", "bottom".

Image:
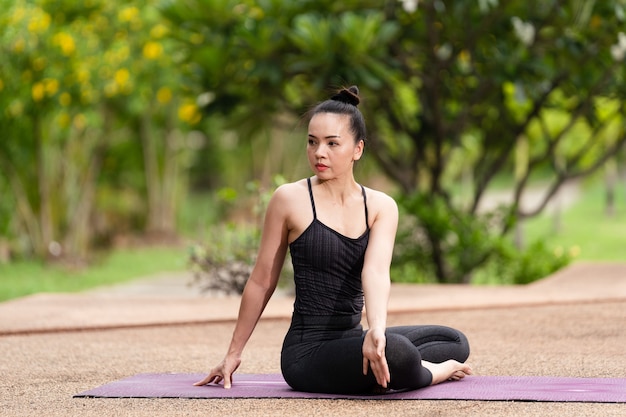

{"left": 360, "top": 191, "right": 398, "bottom": 388}
{"left": 194, "top": 186, "right": 291, "bottom": 388}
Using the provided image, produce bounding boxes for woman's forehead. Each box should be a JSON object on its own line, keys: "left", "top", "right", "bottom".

{"left": 309, "top": 113, "right": 352, "bottom": 136}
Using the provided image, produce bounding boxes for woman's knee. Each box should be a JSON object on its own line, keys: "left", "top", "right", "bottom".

{"left": 384, "top": 333, "right": 431, "bottom": 389}
{"left": 385, "top": 333, "right": 422, "bottom": 369}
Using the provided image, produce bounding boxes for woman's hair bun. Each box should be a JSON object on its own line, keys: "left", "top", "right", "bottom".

{"left": 330, "top": 85, "right": 360, "bottom": 107}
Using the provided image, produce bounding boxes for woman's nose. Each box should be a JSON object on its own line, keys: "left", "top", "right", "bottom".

{"left": 314, "top": 143, "right": 326, "bottom": 158}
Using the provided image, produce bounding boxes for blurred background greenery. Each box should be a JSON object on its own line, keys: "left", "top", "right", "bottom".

{"left": 1, "top": 0, "right": 625, "bottom": 300}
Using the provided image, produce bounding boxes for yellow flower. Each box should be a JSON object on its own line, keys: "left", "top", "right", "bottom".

{"left": 114, "top": 68, "right": 130, "bottom": 87}
{"left": 27, "top": 11, "right": 51, "bottom": 34}
{"left": 142, "top": 41, "right": 163, "bottom": 60}
{"left": 32, "top": 82, "right": 45, "bottom": 102}
{"left": 249, "top": 6, "right": 264, "bottom": 20}
{"left": 118, "top": 6, "right": 139, "bottom": 23}
{"left": 11, "top": 6, "right": 27, "bottom": 25}
{"left": 458, "top": 49, "right": 471, "bottom": 63}
{"left": 58, "top": 112, "right": 71, "bottom": 128}
{"left": 156, "top": 87, "right": 172, "bottom": 104}
{"left": 13, "top": 38, "right": 25, "bottom": 53}
{"left": 44, "top": 78, "right": 59, "bottom": 96}
{"left": 104, "top": 82, "right": 118, "bottom": 98}
{"left": 53, "top": 32, "right": 76, "bottom": 56}
{"left": 81, "top": 86, "right": 96, "bottom": 104}
{"left": 77, "top": 68, "right": 90, "bottom": 83}
{"left": 150, "top": 24, "right": 169, "bottom": 39}
{"left": 59, "top": 92, "right": 71, "bottom": 107}
{"left": 178, "top": 102, "right": 201, "bottom": 124}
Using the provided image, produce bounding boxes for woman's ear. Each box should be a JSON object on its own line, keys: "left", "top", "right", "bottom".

{"left": 353, "top": 139, "right": 365, "bottom": 161}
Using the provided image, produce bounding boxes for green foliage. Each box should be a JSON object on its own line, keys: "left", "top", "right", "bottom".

{"left": 395, "top": 192, "right": 514, "bottom": 283}
{"left": 188, "top": 224, "right": 259, "bottom": 295}
{"left": 394, "top": 191, "right": 573, "bottom": 285}
{"left": 0, "top": 0, "right": 201, "bottom": 261}
{"left": 474, "top": 240, "right": 572, "bottom": 285}
{"left": 187, "top": 175, "right": 290, "bottom": 294}
{"left": 160, "top": 0, "right": 626, "bottom": 284}
{"left": 3, "top": 0, "right": 625, "bottom": 289}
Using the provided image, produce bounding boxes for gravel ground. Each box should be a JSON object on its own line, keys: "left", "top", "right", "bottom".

{"left": 2, "top": 262, "right": 626, "bottom": 416}
{"left": 2, "top": 300, "right": 626, "bottom": 417}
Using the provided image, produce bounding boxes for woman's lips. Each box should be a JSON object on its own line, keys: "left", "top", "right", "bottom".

{"left": 315, "top": 164, "right": 328, "bottom": 171}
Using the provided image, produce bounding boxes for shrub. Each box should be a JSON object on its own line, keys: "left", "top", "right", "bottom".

{"left": 188, "top": 224, "right": 258, "bottom": 295}
{"left": 393, "top": 192, "right": 572, "bottom": 285}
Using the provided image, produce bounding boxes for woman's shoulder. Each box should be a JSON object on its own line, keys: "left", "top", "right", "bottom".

{"left": 273, "top": 179, "right": 308, "bottom": 196}
{"left": 269, "top": 179, "right": 309, "bottom": 206}
{"left": 362, "top": 186, "right": 397, "bottom": 211}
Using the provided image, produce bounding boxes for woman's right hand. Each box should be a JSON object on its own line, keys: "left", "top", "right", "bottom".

{"left": 193, "top": 355, "right": 242, "bottom": 389}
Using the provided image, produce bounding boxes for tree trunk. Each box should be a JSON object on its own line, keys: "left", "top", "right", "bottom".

{"left": 62, "top": 126, "right": 109, "bottom": 260}
{"left": 34, "top": 114, "right": 53, "bottom": 259}
{"left": 605, "top": 158, "right": 617, "bottom": 217}
{"left": 139, "top": 107, "right": 180, "bottom": 241}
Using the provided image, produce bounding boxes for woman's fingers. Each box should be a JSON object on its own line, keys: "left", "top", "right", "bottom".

{"left": 193, "top": 374, "right": 220, "bottom": 386}
{"left": 223, "top": 373, "right": 233, "bottom": 389}
{"left": 368, "top": 355, "right": 390, "bottom": 387}
{"left": 362, "top": 329, "right": 390, "bottom": 387}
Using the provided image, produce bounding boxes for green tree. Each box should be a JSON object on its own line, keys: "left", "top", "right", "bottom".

{"left": 370, "top": 1, "right": 626, "bottom": 282}
{"left": 161, "top": 0, "right": 626, "bottom": 283}
{"left": 0, "top": 0, "right": 198, "bottom": 262}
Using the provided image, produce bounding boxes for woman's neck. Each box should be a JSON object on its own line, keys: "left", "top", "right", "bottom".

{"left": 313, "top": 175, "right": 360, "bottom": 205}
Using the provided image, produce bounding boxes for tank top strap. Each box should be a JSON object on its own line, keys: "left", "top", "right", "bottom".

{"left": 308, "top": 178, "right": 369, "bottom": 227}
{"left": 306, "top": 177, "right": 317, "bottom": 219}
{"left": 360, "top": 185, "right": 369, "bottom": 228}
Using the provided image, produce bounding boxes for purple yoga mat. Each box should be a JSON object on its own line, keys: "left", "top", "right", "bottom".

{"left": 74, "top": 373, "right": 626, "bottom": 403}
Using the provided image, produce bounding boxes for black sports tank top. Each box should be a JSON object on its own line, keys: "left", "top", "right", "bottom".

{"left": 289, "top": 178, "right": 370, "bottom": 316}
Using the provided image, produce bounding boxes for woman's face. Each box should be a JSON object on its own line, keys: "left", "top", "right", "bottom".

{"left": 307, "top": 112, "right": 363, "bottom": 179}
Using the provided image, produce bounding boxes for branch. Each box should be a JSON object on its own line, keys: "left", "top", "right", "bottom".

{"left": 519, "top": 137, "right": 626, "bottom": 218}
{"left": 471, "top": 72, "right": 568, "bottom": 213}
{"left": 422, "top": 3, "right": 446, "bottom": 193}
{"left": 368, "top": 134, "right": 414, "bottom": 193}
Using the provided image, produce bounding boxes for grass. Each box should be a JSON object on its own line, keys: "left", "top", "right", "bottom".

{"left": 521, "top": 179, "right": 626, "bottom": 262}
{"left": 0, "top": 246, "right": 188, "bottom": 302}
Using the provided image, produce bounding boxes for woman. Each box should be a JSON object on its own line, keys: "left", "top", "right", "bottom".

{"left": 195, "top": 86, "right": 472, "bottom": 394}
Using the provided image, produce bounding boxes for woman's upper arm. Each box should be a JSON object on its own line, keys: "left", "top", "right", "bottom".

{"left": 250, "top": 185, "right": 291, "bottom": 289}
{"left": 363, "top": 192, "right": 399, "bottom": 276}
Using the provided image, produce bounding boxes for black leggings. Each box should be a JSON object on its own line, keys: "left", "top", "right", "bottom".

{"left": 281, "top": 313, "right": 470, "bottom": 394}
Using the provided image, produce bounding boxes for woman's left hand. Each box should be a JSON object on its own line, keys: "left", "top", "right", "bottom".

{"left": 362, "top": 327, "right": 390, "bottom": 388}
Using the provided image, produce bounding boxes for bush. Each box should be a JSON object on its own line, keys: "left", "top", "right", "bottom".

{"left": 393, "top": 192, "right": 572, "bottom": 285}
{"left": 187, "top": 176, "right": 291, "bottom": 295}
{"left": 188, "top": 224, "right": 258, "bottom": 295}
{"left": 473, "top": 239, "right": 573, "bottom": 285}
{"left": 394, "top": 192, "right": 513, "bottom": 283}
